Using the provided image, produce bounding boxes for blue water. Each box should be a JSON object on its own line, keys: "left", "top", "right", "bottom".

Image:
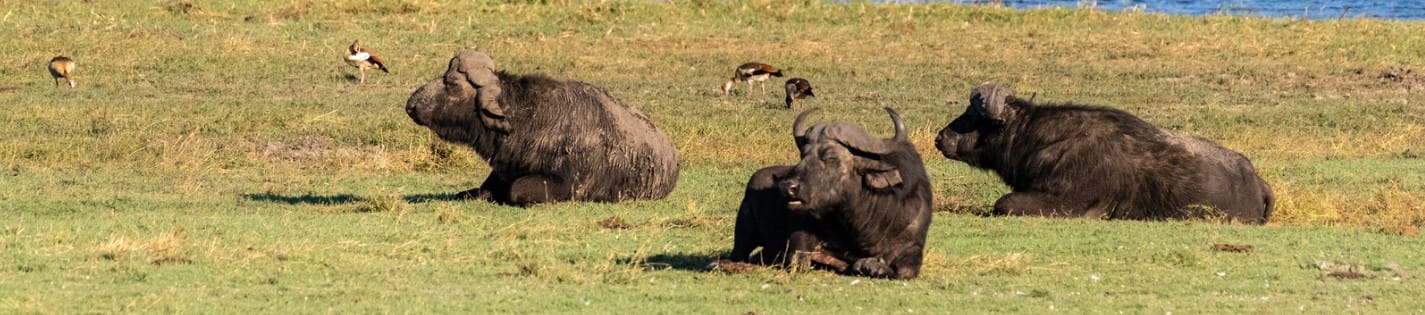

{"left": 935, "top": 1, "right": 1425, "bottom": 20}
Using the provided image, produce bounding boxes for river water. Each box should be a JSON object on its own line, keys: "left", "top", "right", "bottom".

{"left": 931, "top": 0, "right": 1425, "bottom": 20}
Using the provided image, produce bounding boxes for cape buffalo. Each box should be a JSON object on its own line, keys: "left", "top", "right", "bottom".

{"left": 720, "top": 108, "right": 933, "bottom": 279}
{"left": 934, "top": 84, "right": 1273, "bottom": 223}
{"left": 405, "top": 50, "right": 680, "bottom": 207}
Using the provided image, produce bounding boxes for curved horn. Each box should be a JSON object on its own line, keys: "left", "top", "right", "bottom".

{"left": 792, "top": 108, "right": 819, "bottom": 149}
{"left": 450, "top": 50, "right": 510, "bottom": 132}
{"left": 883, "top": 107, "right": 906, "bottom": 143}
{"left": 971, "top": 83, "right": 1013, "bottom": 121}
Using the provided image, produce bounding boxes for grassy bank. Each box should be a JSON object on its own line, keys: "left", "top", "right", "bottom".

{"left": 1, "top": 1, "right": 1422, "bottom": 312}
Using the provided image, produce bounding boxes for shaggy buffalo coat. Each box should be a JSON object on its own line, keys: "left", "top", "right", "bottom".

{"left": 724, "top": 108, "right": 932, "bottom": 279}
{"left": 935, "top": 84, "right": 1273, "bottom": 223}
{"left": 405, "top": 51, "right": 680, "bottom": 206}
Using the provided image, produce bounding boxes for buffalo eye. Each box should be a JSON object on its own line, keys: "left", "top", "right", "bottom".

{"left": 819, "top": 148, "right": 840, "bottom": 164}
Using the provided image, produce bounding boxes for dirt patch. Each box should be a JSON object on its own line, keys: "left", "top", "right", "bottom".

{"left": 152, "top": 257, "right": 193, "bottom": 266}
{"left": 1358, "top": 66, "right": 1425, "bottom": 89}
{"left": 707, "top": 260, "right": 759, "bottom": 274}
{"left": 1211, "top": 243, "right": 1255, "bottom": 253}
{"left": 1327, "top": 271, "right": 1367, "bottom": 280}
{"left": 246, "top": 136, "right": 358, "bottom": 161}
{"left": 1380, "top": 225, "right": 1419, "bottom": 236}
{"left": 598, "top": 216, "right": 633, "bottom": 229}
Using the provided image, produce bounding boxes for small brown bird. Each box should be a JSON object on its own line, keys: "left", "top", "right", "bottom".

{"left": 48, "top": 56, "right": 76, "bottom": 88}
{"left": 344, "top": 40, "right": 388, "bottom": 84}
{"left": 720, "top": 62, "right": 783, "bottom": 97}
{"left": 784, "top": 78, "right": 814, "bottom": 108}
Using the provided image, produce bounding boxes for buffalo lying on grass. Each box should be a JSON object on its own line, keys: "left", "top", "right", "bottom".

{"left": 405, "top": 50, "right": 680, "bottom": 206}
{"left": 720, "top": 108, "right": 933, "bottom": 279}
{"left": 934, "top": 84, "right": 1273, "bottom": 223}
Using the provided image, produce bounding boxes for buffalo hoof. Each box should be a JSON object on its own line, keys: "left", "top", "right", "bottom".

{"left": 454, "top": 188, "right": 491, "bottom": 201}
{"left": 852, "top": 257, "right": 893, "bottom": 278}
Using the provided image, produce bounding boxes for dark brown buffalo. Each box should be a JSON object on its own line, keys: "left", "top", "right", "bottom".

{"left": 405, "top": 51, "right": 680, "bottom": 207}
{"left": 934, "top": 84, "right": 1273, "bottom": 223}
{"left": 721, "top": 108, "right": 933, "bottom": 279}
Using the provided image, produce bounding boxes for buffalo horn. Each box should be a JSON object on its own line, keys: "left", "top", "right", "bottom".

{"left": 793, "top": 108, "right": 819, "bottom": 149}
{"left": 971, "top": 83, "right": 1013, "bottom": 121}
{"left": 884, "top": 107, "right": 906, "bottom": 143}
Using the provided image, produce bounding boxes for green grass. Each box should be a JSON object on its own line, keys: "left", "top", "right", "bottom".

{"left": 2, "top": 0, "right": 1423, "bottom": 313}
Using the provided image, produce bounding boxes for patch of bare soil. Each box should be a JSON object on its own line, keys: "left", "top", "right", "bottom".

{"left": 598, "top": 216, "right": 633, "bottom": 229}
{"left": 1211, "top": 243, "right": 1255, "bottom": 253}
{"left": 246, "top": 136, "right": 358, "bottom": 161}
{"left": 707, "top": 260, "right": 759, "bottom": 274}
{"left": 152, "top": 257, "right": 193, "bottom": 266}
{"left": 1327, "top": 271, "right": 1367, "bottom": 280}
{"left": 1380, "top": 225, "right": 1419, "bottom": 236}
{"left": 1359, "top": 66, "right": 1425, "bottom": 89}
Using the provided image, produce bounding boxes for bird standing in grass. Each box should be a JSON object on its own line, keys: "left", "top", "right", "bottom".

{"left": 720, "top": 62, "right": 783, "bottom": 97}
{"left": 48, "top": 56, "right": 76, "bottom": 88}
{"left": 344, "top": 40, "right": 388, "bottom": 84}
{"left": 784, "top": 78, "right": 814, "bottom": 108}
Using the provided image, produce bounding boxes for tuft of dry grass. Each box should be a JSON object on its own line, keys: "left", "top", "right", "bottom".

{"left": 94, "top": 230, "right": 190, "bottom": 265}
{"left": 436, "top": 205, "right": 464, "bottom": 224}
{"left": 349, "top": 194, "right": 413, "bottom": 214}
{"left": 954, "top": 252, "right": 1033, "bottom": 275}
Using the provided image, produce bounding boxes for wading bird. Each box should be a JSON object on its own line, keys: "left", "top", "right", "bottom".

{"left": 720, "top": 62, "right": 782, "bottom": 97}
{"left": 784, "top": 78, "right": 815, "bottom": 108}
{"left": 344, "top": 40, "right": 388, "bottom": 83}
{"left": 48, "top": 56, "right": 76, "bottom": 88}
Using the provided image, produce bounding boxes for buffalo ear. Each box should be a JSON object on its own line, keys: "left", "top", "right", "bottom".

{"left": 971, "top": 83, "right": 1014, "bottom": 122}
{"left": 861, "top": 161, "right": 903, "bottom": 190}
{"left": 451, "top": 51, "right": 511, "bottom": 132}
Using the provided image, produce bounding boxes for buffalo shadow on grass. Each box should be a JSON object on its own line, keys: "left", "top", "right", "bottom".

{"left": 241, "top": 192, "right": 463, "bottom": 205}
{"left": 622, "top": 252, "right": 724, "bottom": 272}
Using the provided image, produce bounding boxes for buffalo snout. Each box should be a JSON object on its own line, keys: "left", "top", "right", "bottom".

{"left": 406, "top": 104, "right": 424, "bottom": 126}
{"left": 933, "top": 133, "right": 953, "bottom": 158}
{"left": 779, "top": 178, "right": 806, "bottom": 209}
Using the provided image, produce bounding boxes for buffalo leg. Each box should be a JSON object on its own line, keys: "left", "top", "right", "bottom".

{"left": 852, "top": 258, "right": 893, "bottom": 278}
{"left": 731, "top": 166, "right": 795, "bottom": 264}
{"left": 456, "top": 173, "right": 510, "bottom": 203}
{"left": 728, "top": 209, "right": 760, "bottom": 262}
{"left": 888, "top": 245, "right": 924, "bottom": 279}
{"left": 993, "top": 192, "right": 1092, "bottom": 218}
{"left": 787, "top": 231, "right": 846, "bottom": 272}
{"left": 506, "top": 175, "right": 573, "bottom": 206}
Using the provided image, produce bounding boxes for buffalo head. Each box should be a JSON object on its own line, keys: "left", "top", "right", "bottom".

{"left": 781, "top": 107, "right": 909, "bottom": 213}
{"left": 934, "top": 83, "right": 1018, "bottom": 168}
{"left": 405, "top": 50, "right": 510, "bottom": 138}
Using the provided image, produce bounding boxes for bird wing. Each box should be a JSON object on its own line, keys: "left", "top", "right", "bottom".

{"left": 748, "top": 64, "right": 779, "bottom": 76}
{"left": 367, "top": 54, "right": 389, "bottom": 72}
{"left": 752, "top": 63, "right": 782, "bottom": 76}
{"left": 347, "top": 51, "right": 370, "bottom": 61}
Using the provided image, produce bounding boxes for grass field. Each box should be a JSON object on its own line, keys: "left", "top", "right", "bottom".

{"left": 2, "top": 1, "right": 1423, "bottom": 313}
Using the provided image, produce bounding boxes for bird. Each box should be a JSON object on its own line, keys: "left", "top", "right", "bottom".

{"left": 784, "top": 78, "right": 815, "bottom": 108}
{"left": 48, "top": 56, "right": 76, "bottom": 88}
{"left": 720, "top": 62, "right": 783, "bottom": 97}
{"left": 344, "top": 40, "right": 388, "bottom": 84}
